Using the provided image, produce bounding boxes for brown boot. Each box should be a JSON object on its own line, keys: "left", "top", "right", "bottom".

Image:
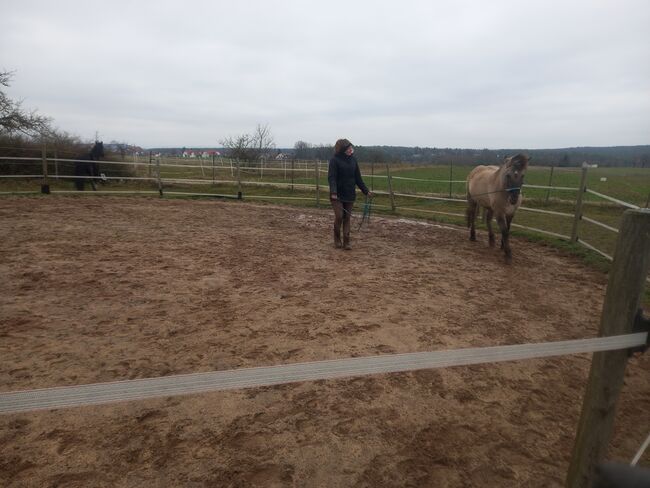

{"left": 334, "top": 231, "right": 342, "bottom": 249}
{"left": 343, "top": 235, "right": 351, "bottom": 250}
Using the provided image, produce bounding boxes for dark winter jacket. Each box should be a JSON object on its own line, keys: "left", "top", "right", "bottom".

{"left": 328, "top": 154, "right": 369, "bottom": 202}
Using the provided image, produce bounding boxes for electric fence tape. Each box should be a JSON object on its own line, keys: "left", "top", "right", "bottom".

{"left": 0, "top": 332, "right": 646, "bottom": 414}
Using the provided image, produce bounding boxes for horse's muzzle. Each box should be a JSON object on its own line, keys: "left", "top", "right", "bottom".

{"left": 508, "top": 189, "right": 520, "bottom": 204}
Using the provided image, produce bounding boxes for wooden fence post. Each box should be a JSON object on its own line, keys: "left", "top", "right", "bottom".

{"left": 571, "top": 164, "right": 589, "bottom": 242}
{"left": 449, "top": 160, "right": 453, "bottom": 198}
{"left": 545, "top": 165, "right": 555, "bottom": 203}
{"left": 41, "top": 142, "right": 50, "bottom": 194}
{"left": 156, "top": 157, "right": 163, "bottom": 197}
{"left": 566, "top": 208, "right": 650, "bottom": 487}
{"left": 212, "top": 153, "right": 215, "bottom": 185}
{"left": 291, "top": 159, "right": 295, "bottom": 191}
{"left": 315, "top": 160, "right": 320, "bottom": 208}
{"left": 386, "top": 164, "right": 396, "bottom": 211}
{"left": 54, "top": 148, "right": 58, "bottom": 179}
{"left": 148, "top": 151, "right": 152, "bottom": 178}
{"left": 236, "top": 158, "right": 242, "bottom": 199}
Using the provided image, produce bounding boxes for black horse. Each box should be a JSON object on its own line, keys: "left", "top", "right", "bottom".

{"left": 74, "top": 141, "right": 104, "bottom": 191}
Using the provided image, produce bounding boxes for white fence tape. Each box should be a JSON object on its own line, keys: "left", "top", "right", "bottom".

{"left": 0, "top": 332, "right": 645, "bottom": 414}
{"left": 581, "top": 216, "right": 619, "bottom": 234}
{"left": 577, "top": 238, "right": 614, "bottom": 261}
{"left": 586, "top": 189, "right": 640, "bottom": 209}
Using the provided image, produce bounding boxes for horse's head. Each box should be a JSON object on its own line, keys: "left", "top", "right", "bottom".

{"left": 503, "top": 153, "right": 529, "bottom": 204}
{"left": 91, "top": 141, "right": 105, "bottom": 160}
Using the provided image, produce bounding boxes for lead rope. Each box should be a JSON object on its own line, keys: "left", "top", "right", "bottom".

{"left": 358, "top": 195, "right": 373, "bottom": 231}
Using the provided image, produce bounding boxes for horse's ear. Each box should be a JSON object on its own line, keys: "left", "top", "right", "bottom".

{"left": 513, "top": 153, "right": 529, "bottom": 170}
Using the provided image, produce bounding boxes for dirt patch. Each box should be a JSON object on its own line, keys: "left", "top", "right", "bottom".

{"left": 0, "top": 196, "right": 648, "bottom": 487}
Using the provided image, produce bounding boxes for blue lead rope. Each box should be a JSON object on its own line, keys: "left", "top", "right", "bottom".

{"left": 358, "top": 195, "right": 373, "bottom": 231}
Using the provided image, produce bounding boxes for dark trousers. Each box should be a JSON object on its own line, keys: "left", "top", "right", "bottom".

{"left": 331, "top": 199, "right": 353, "bottom": 244}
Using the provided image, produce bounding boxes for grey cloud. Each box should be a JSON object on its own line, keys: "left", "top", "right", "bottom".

{"left": 1, "top": 0, "right": 648, "bottom": 147}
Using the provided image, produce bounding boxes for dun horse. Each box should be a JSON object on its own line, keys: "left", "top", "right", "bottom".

{"left": 74, "top": 141, "right": 104, "bottom": 191}
{"left": 466, "top": 153, "right": 529, "bottom": 263}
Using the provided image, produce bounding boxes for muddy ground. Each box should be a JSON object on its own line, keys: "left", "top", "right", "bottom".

{"left": 0, "top": 196, "right": 648, "bottom": 487}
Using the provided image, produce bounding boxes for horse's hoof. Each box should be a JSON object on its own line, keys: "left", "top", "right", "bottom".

{"left": 470, "top": 236, "right": 477, "bottom": 242}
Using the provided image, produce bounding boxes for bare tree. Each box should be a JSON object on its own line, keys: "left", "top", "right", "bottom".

{"left": 219, "top": 133, "right": 255, "bottom": 160}
{"left": 314, "top": 144, "right": 334, "bottom": 160}
{"left": 110, "top": 140, "right": 131, "bottom": 160}
{"left": 252, "top": 123, "right": 275, "bottom": 159}
{"left": 293, "top": 140, "right": 312, "bottom": 160}
{"left": 220, "top": 123, "right": 275, "bottom": 162}
{"left": 0, "top": 71, "right": 51, "bottom": 137}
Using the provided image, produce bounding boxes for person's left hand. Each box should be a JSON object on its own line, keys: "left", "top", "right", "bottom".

{"left": 366, "top": 191, "right": 374, "bottom": 198}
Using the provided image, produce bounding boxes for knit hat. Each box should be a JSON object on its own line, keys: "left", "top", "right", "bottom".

{"left": 334, "top": 138, "right": 353, "bottom": 154}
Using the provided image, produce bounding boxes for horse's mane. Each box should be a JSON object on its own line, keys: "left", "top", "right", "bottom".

{"left": 504, "top": 153, "right": 529, "bottom": 171}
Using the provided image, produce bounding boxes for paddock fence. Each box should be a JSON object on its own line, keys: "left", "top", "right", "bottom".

{"left": 1, "top": 152, "right": 646, "bottom": 264}
{"left": 1, "top": 150, "right": 649, "bottom": 485}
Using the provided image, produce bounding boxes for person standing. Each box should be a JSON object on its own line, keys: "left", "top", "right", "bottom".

{"left": 328, "top": 139, "right": 372, "bottom": 250}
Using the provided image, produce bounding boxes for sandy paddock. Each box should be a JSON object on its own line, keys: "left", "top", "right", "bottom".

{"left": 0, "top": 196, "right": 648, "bottom": 487}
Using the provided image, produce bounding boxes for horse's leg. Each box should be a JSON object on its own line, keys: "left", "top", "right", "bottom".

{"left": 486, "top": 209, "right": 495, "bottom": 247}
{"left": 74, "top": 162, "right": 84, "bottom": 191}
{"left": 89, "top": 162, "right": 97, "bottom": 191}
{"left": 92, "top": 162, "right": 100, "bottom": 190}
{"left": 496, "top": 215, "right": 512, "bottom": 263}
{"left": 467, "top": 199, "right": 478, "bottom": 241}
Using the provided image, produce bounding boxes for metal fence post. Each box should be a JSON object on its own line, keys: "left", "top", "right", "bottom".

{"left": 571, "top": 164, "right": 589, "bottom": 242}
{"left": 566, "top": 208, "right": 650, "bottom": 487}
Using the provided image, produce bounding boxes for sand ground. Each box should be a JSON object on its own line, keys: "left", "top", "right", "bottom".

{"left": 0, "top": 196, "right": 648, "bottom": 487}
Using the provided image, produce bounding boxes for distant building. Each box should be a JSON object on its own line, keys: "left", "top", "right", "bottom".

{"left": 182, "top": 149, "right": 221, "bottom": 158}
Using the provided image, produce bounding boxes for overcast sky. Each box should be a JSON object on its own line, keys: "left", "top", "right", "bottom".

{"left": 1, "top": 0, "right": 649, "bottom": 149}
